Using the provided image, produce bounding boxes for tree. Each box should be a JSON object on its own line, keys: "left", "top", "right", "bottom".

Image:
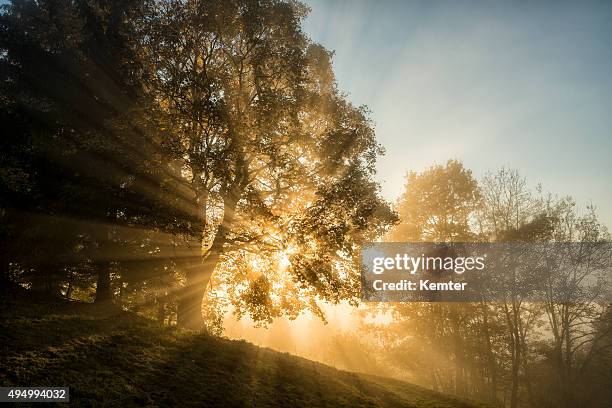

{"left": 0, "top": 0, "right": 178, "bottom": 302}
{"left": 538, "top": 200, "right": 611, "bottom": 408}
{"left": 141, "top": 0, "right": 395, "bottom": 328}
{"left": 1, "top": 0, "right": 394, "bottom": 328}
{"left": 387, "top": 160, "right": 484, "bottom": 397}
{"left": 390, "top": 159, "right": 481, "bottom": 242}
{"left": 479, "top": 168, "right": 546, "bottom": 408}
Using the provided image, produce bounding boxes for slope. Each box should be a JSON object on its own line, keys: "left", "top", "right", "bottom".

{"left": 0, "top": 286, "right": 492, "bottom": 408}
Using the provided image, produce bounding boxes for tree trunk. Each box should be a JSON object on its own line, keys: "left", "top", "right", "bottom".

{"left": 47, "top": 269, "right": 63, "bottom": 297}
{"left": 95, "top": 260, "right": 112, "bottom": 302}
{"left": 30, "top": 270, "right": 48, "bottom": 292}
{"left": 430, "top": 369, "right": 439, "bottom": 391}
{"left": 157, "top": 297, "right": 166, "bottom": 325}
{"left": 453, "top": 323, "right": 465, "bottom": 396}
{"left": 510, "top": 344, "right": 519, "bottom": 408}
{"left": 65, "top": 274, "right": 74, "bottom": 300}
{"left": 177, "top": 189, "right": 240, "bottom": 329}
{"left": 177, "top": 273, "right": 206, "bottom": 329}
{"left": 177, "top": 253, "right": 218, "bottom": 329}
{"left": 481, "top": 303, "right": 498, "bottom": 404}
{"left": 504, "top": 301, "right": 520, "bottom": 408}
{"left": 562, "top": 305, "right": 574, "bottom": 408}
{"left": 518, "top": 322, "right": 535, "bottom": 408}
{"left": 0, "top": 250, "right": 9, "bottom": 283}
{"left": 95, "top": 221, "right": 114, "bottom": 303}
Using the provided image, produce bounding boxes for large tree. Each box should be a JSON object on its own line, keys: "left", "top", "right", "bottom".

{"left": 141, "top": 0, "right": 395, "bottom": 328}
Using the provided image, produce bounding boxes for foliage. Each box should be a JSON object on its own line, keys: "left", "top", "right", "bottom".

{"left": 377, "top": 162, "right": 612, "bottom": 408}
{"left": 0, "top": 0, "right": 396, "bottom": 328}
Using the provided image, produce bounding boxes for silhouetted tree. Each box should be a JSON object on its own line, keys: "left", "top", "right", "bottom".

{"left": 141, "top": 0, "right": 396, "bottom": 328}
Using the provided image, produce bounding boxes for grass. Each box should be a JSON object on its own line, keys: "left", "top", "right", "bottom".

{"left": 0, "top": 286, "right": 493, "bottom": 407}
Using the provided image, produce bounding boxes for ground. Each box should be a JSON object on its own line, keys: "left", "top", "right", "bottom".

{"left": 0, "top": 286, "right": 493, "bottom": 407}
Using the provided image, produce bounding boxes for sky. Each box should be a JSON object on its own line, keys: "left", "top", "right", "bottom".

{"left": 302, "top": 0, "right": 612, "bottom": 228}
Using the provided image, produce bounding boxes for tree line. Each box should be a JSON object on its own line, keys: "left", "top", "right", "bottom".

{"left": 372, "top": 160, "right": 611, "bottom": 408}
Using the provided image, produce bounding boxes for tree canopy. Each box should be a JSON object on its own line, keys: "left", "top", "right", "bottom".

{"left": 0, "top": 0, "right": 396, "bottom": 328}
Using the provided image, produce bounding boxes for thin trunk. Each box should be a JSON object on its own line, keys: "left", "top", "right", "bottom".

{"left": 518, "top": 320, "right": 535, "bottom": 408}
{"left": 481, "top": 303, "right": 498, "bottom": 404}
{"left": 504, "top": 301, "right": 520, "bottom": 408}
{"left": 562, "top": 305, "right": 574, "bottom": 408}
{"left": 510, "top": 347, "right": 519, "bottom": 408}
{"left": 117, "top": 279, "right": 124, "bottom": 307}
{"left": 95, "top": 222, "right": 113, "bottom": 303}
{"left": 65, "top": 275, "right": 74, "bottom": 300}
{"left": 47, "top": 268, "right": 63, "bottom": 297}
{"left": 0, "top": 250, "right": 9, "bottom": 283}
{"left": 430, "top": 369, "right": 439, "bottom": 392}
{"left": 95, "top": 260, "right": 112, "bottom": 303}
{"left": 30, "top": 271, "right": 47, "bottom": 292}
{"left": 454, "top": 328, "right": 465, "bottom": 395}
{"left": 157, "top": 298, "right": 166, "bottom": 325}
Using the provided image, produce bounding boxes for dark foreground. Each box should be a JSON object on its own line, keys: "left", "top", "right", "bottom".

{"left": 0, "top": 286, "right": 492, "bottom": 408}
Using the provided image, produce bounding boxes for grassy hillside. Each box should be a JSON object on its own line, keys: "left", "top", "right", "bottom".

{"left": 0, "top": 287, "right": 493, "bottom": 408}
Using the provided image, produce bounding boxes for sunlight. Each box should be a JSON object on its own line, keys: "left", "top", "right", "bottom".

{"left": 3, "top": 1, "right": 611, "bottom": 406}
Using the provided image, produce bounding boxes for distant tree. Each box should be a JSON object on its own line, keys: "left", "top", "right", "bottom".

{"left": 538, "top": 200, "right": 611, "bottom": 408}
{"left": 387, "top": 160, "right": 483, "bottom": 397}
{"left": 478, "top": 167, "right": 540, "bottom": 239}
{"left": 479, "top": 169, "right": 611, "bottom": 408}
{"left": 390, "top": 159, "right": 481, "bottom": 242}
{"left": 479, "top": 167, "right": 547, "bottom": 408}
{"left": 577, "top": 305, "right": 612, "bottom": 408}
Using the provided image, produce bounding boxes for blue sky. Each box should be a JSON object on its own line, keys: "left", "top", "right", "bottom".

{"left": 303, "top": 0, "right": 612, "bottom": 228}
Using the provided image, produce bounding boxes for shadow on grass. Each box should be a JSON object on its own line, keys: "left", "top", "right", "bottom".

{"left": 0, "top": 288, "right": 494, "bottom": 408}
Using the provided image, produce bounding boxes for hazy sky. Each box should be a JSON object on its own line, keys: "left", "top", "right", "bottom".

{"left": 303, "top": 0, "right": 612, "bottom": 228}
